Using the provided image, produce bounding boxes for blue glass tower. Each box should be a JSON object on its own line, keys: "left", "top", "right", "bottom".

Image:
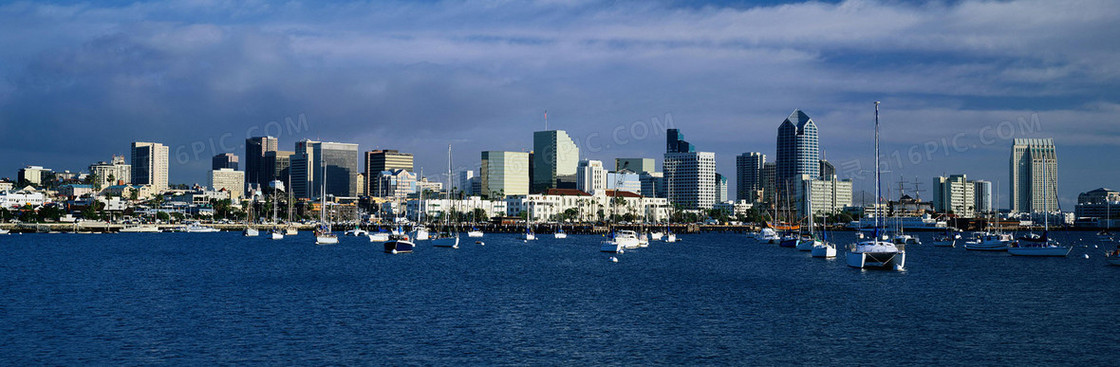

{"left": 775, "top": 110, "right": 819, "bottom": 188}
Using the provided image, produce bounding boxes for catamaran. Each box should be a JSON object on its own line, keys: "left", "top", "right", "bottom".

{"left": 846, "top": 102, "right": 905, "bottom": 271}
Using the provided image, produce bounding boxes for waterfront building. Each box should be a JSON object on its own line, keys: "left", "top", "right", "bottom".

{"left": 532, "top": 130, "right": 579, "bottom": 192}
{"left": 776, "top": 110, "right": 820, "bottom": 186}
{"left": 291, "top": 140, "right": 359, "bottom": 199}
{"left": 0, "top": 189, "right": 48, "bottom": 208}
{"left": 504, "top": 189, "right": 670, "bottom": 223}
{"left": 209, "top": 168, "right": 246, "bottom": 201}
{"left": 416, "top": 177, "right": 443, "bottom": 195}
{"left": 58, "top": 184, "right": 95, "bottom": 198}
{"left": 212, "top": 153, "right": 239, "bottom": 171}
{"left": 245, "top": 136, "right": 279, "bottom": 191}
{"left": 736, "top": 152, "right": 764, "bottom": 203}
{"left": 932, "top": 174, "right": 977, "bottom": 217}
{"left": 1010, "top": 138, "right": 1058, "bottom": 213}
{"left": 17, "top": 166, "right": 52, "bottom": 187}
{"left": 89, "top": 156, "right": 132, "bottom": 190}
{"left": 0, "top": 181, "right": 13, "bottom": 192}
{"left": 130, "top": 142, "right": 169, "bottom": 192}
{"left": 576, "top": 160, "right": 608, "bottom": 195}
{"left": 364, "top": 149, "right": 414, "bottom": 197}
{"left": 664, "top": 151, "right": 717, "bottom": 210}
{"left": 792, "top": 174, "right": 853, "bottom": 217}
{"left": 481, "top": 151, "right": 530, "bottom": 198}
{"left": 406, "top": 196, "right": 508, "bottom": 221}
{"left": 974, "top": 180, "right": 993, "bottom": 214}
{"left": 615, "top": 158, "right": 656, "bottom": 173}
{"left": 1074, "top": 188, "right": 1120, "bottom": 220}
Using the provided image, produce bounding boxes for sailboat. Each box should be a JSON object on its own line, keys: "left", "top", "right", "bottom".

{"left": 270, "top": 185, "right": 284, "bottom": 240}
{"left": 467, "top": 226, "right": 484, "bottom": 238}
{"left": 383, "top": 196, "right": 415, "bottom": 253}
{"left": 523, "top": 201, "right": 537, "bottom": 241}
{"left": 432, "top": 144, "right": 460, "bottom": 249}
{"left": 314, "top": 159, "right": 338, "bottom": 245}
{"left": 664, "top": 221, "right": 677, "bottom": 243}
{"left": 965, "top": 181, "right": 1011, "bottom": 251}
{"left": 1099, "top": 200, "right": 1114, "bottom": 242}
{"left": 285, "top": 174, "right": 298, "bottom": 236}
{"left": 807, "top": 187, "right": 836, "bottom": 258}
{"left": 1008, "top": 160, "right": 1070, "bottom": 256}
{"left": 243, "top": 193, "right": 259, "bottom": 237}
{"left": 846, "top": 102, "right": 905, "bottom": 271}
{"left": 931, "top": 228, "right": 955, "bottom": 247}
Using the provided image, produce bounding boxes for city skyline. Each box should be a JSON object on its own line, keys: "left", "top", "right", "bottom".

{"left": 1, "top": 0, "right": 1118, "bottom": 208}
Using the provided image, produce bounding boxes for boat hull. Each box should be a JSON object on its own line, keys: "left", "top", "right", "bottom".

{"left": 554, "top": 233, "right": 567, "bottom": 239}
{"left": 315, "top": 235, "right": 338, "bottom": 245}
{"left": 368, "top": 233, "right": 390, "bottom": 242}
{"left": 432, "top": 237, "right": 460, "bottom": 248}
{"left": 847, "top": 251, "right": 905, "bottom": 270}
{"left": 964, "top": 242, "right": 1008, "bottom": 251}
{"left": 1008, "top": 245, "right": 1071, "bottom": 256}
{"left": 664, "top": 234, "right": 677, "bottom": 243}
{"left": 384, "top": 240, "right": 415, "bottom": 253}
{"left": 600, "top": 241, "right": 623, "bottom": 253}
{"left": 811, "top": 243, "right": 836, "bottom": 258}
{"left": 795, "top": 239, "right": 814, "bottom": 251}
{"left": 467, "top": 231, "right": 484, "bottom": 238}
{"left": 244, "top": 228, "right": 259, "bottom": 237}
{"left": 270, "top": 231, "right": 284, "bottom": 240}
{"left": 779, "top": 239, "right": 798, "bottom": 248}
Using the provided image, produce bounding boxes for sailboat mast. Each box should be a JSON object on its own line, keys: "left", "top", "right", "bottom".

{"left": 874, "top": 101, "right": 881, "bottom": 236}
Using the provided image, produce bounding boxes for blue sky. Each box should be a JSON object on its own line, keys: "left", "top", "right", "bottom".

{"left": 0, "top": 0, "right": 1117, "bottom": 208}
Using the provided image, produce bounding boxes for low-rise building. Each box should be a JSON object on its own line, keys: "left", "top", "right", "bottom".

{"left": 0, "top": 189, "right": 48, "bottom": 209}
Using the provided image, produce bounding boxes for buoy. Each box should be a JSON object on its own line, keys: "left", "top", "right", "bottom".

{"left": 1083, "top": 254, "right": 1089, "bottom": 259}
{"left": 610, "top": 257, "right": 618, "bottom": 263}
{"left": 392, "top": 249, "right": 398, "bottom": 254}
{"left": 1094, "top": 245, "right": 1099, "bottom": 248}
{"left": 618, "top": 249, "right": 625, "bottom": 254}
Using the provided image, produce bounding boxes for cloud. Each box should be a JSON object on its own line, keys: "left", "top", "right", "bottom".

{"left": 0, "top": 0, "right": 1117, "bottom": 203}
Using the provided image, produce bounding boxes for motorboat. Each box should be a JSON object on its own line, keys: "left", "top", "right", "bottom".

{"left": 0, "top": 228, "right": 9, "bottom": 235}
{"left": 600, "top": 230, "right": 640, "bottom": 253}
{"left": 964, "top": 232, "right": 1012, "bottom": 251}
{"left": 384, "top": 234, "right": 415, "bottom": 253}
{"left": 314, "top": 226, "right": 338, "bottom": 245}
{"left": 344, "top": 227, "right": 368, "bottom": 236}
{"left": 778, "top": 233, "right": 798, "bottom": 248}
{"left": 649, "top": 231, "right": 664, "bottom": 241}
{"left": 757, "top": 228, "right": 780, "bottom": 244}
{"left": 185, "top": 224, "right": 220, "bottom": 233}
{"left": 368, "top": 229, "right": 390, "bottom": 242}
{"left": 554, "top": 228, "right": 568, "bottom": 239}
{"left": 413, "top": 226, "right": 430, "bottom": 241}
{"left": 931, "top": 235, "right": 955, "bottom": 247}
{"left": 270, "top": 229, "right": 284, "bottom": 240}
{"left": 467, "top": 227, "right": 484, "bottom": 238}
{"left": 243, "top": 227, "right": 259, "bottom": 237}
{"left": 119, "top": 225, "right": 161, "bottom": 233}
{"left": 431, "top": 234, "right": 460, "bottom": 248}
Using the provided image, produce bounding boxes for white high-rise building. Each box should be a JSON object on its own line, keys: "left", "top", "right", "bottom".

{"left": 482, "top": 151, "right": 530, "bottom": 198}
{"left": 210, "top": 168, "right": 246, "bottom": 200}
{"left": 89, "top": 155, "right": 131, "bottom": 190}
{"left": 932, "top": 174, "right": 976, "bottom": 217}
{"left": 793, "top": 174, "right": 853, "bottom": 217}
{"left": 532, "top": 130, "right": 579, "bottom": 192}
{"left": 1010, "top": 138, "right": 1057, "bottom": 213}
{"left": 664, "top": 151, "right": 717, "bottom": 209}
{"left": 576, "top": 160, "right": 608, "bottom": 195}
{"left": 130, "top": 142, "right": 169, "bottom": 192}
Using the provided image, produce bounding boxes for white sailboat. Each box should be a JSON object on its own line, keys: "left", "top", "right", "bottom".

{"left": 808, "top": 191, "right": 835, "bottom": 258}
{"left": 270, "top": 185, "right": 284, "bottom": 240}
{"left": 846, "top": 102, "right": 905, "bottom": 271}
{"left": 314, "top": 159, "right": 338, "bottom": 245}
{"left": 1098, "top": 201, "right": 1114, "bottom": 242}
{"left": 600, "top": 229, "right": 639, "bottom": 253}
{"left": 243, "top": 194, "right": 259, "bottom": 237}
{"left": 467, "top": 227, "right": 484, "bottom": 238}
{"left": 1008, "top": 160, "right": 1070, "bottom": 256}
{"left": 523, "top": 201, "right": 537, "bottom": 241}
{"left": 432, "top": 144, "right": 460, "bottom": 249}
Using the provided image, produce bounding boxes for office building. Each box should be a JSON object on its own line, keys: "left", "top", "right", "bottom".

{"left": 291, "top": 140, "right": 359, "bottom": 199}
{"left": 666, "top": 129, "right": 695, "bottom": 153}
{"left": 263, "top": 150, "right": 294, "bottom": 186}
{"left": 376, "top": 169, "right": 417, "bottom": 200}
{"left": 130, "top": 142, "right": 169, "bottom": 192}
{"left": 17, "top": 166, "right": 52, "bottom": 186}
{"left": 606, "top": 171, "right": 642, "bottom": 195}
{"left": 212, "top": 153, "right": 239, "bottom": 171}
{"left": 974, "top": 180, "right": 993, "bottom": 214}
{"left": 819, "top": 159, "right": 835, "bottom": 178}
{"left": 532, "top": 130, "right": 579, "bottom": 192}
{"left": 365, "top": 149, "right": 414, "bottom": 197}
{"left": 577, "top": 160, "right": 608, "bottom": 195}
{"left": 639, "top": 171, "right": 666, "bottom": 199}
{"left": 760, "top": 162, "right": 777, "bottom": 203}
{"left": 615, "top": 158, "right": 656, "bottom": 173}
{"left": 89, "top": 156, "right": 131, "bottom": 190}
{"left": 1074, "top": 188, "right": 1120, "bottom": 219}
{"left": 736, "top": 152, "right": 764, "bottom": 203}
{"left": 481, "top": 151, "right": 530, "bottom": 198}
{"left": 776, "top": 110, "right": 820, "bottom": 187}
{"left": 793, "top": 174, "right": 853, "bottom": 217}
{"left": 932, "top": 174, "right": 976, "bottom": 217}
{"left": 716, "top": 173, "right": 728, "bottom": 203}
{"left": 245, "top": 136, "right": 278, "bottom": 191}
{"left": 210, "top": 168, "right": 245, "bottom": 201}
{"left": 664, "top": 151, "right": 717, "bottom": 209}
{"left": 456, "top": 170, "right": 475, "bottom": 195}
{"left": 1010, "top": 138, "right": 1058, "bottom": 213}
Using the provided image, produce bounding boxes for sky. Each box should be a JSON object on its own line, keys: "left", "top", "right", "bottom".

{"left": 0, "top": 0, "right": 1118, "bottom": 208}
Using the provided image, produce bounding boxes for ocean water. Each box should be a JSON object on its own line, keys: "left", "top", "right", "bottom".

{"left": 1, "top": 231, "right": 1117, "bottom": 365}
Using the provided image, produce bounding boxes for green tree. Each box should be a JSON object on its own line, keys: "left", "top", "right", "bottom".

{"left": 156, "top": 212, "right": 170, "bottom": 222}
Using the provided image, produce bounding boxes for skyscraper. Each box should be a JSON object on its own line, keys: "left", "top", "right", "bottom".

{"left": 666, "top": 129, "right": 695, "bottom": 153}
{"left": 1010, "top": 138, "right": 1058, "bottom": 213}
{"left": 532, "top": 130, "right": 579, "bottom": 193}
{"left": 974, "top": 180, "right": 992, "bottom": 214}
{"left": 212, "top": 153, "right": 239, "bottom": 171}
{"left": 716, "top": 173, "right": 728, "bottom": 203}
{"left": 290, "top": 140, "right": 359, "bottom": 199}
{"left": 481, "top": 151, "right": 530, "bottom": 197}
{"left": 130, "top": 142, "right": 169, "bottom": 192}
{"left": 776, "top": 110, "right": 820, "bottom": 188}
{"left": 364, "top": 150, "right": 414, "bottom": 197}
{"left": 615, "top": 158, "right": 655, "bottom": 173}
{"left": 210, "top": 168, "right": 245, "bottom": 200}
{"left": 263, "top": 150, "right": 294, "bottom": 187}
{"left": 245, "top": 136, "right": 278, "bottom": 191}
{"left": 577, "top": 159, "right": 608, "bottom": 195}
{"left": 932, "top": 174, "right": 976, "bottom": 217}
{"left": 736, "top": 152, "right": 764, "bottom": 203}
{"left": 664, "top": 151, "right": 717, "bottom": 209}
{"left": 760, "top": 162, "right": 777, "bottom": 203}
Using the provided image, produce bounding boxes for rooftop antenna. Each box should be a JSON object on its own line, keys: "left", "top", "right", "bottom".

{"left": 544, "top": 110, "right": 549, "bottom": 131}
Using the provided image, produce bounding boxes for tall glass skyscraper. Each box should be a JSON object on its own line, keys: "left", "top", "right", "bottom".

{"left": 736, "top": 152, "right": 764, "bottom": 203}
{"left": 532, "top": 130, "right": 579, "bottom": 193}
{"left": 776, "top": 110, "right": 819, "bottom": 189}
{"left": 1010, "top": 138, "right": 1057, "bottom": 213}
